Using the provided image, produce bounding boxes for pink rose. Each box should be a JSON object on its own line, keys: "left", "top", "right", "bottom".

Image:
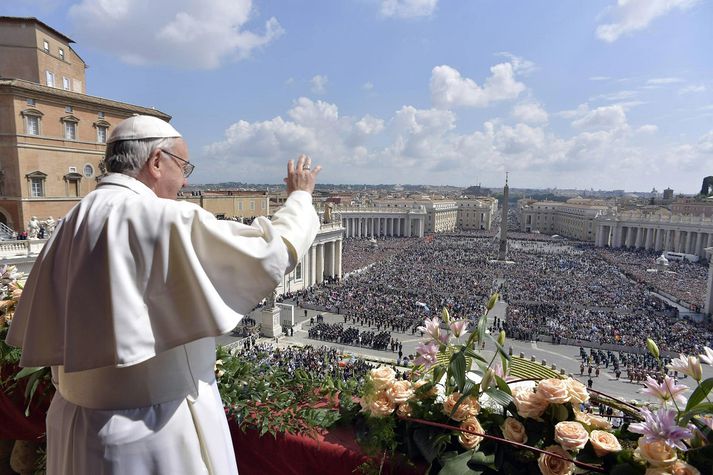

{"left": 442, "top": 392, "right": 480, "bottom": 421}
{"left": 458, "top": 417, "right": 484, "bottom": 450}
{"left": 538, "top": 445, "right": 575, "bottom": 475}
{"left": 536, "top": 378, "right": 571, "bottom": 405}
{"left": 589, "top": 430, "right": 622, "bottom": 457}
{"left": 670, "top": 461, "right": 701, "bottom": 475}
{"left": 636, "top": 437, "right": 677, "bottom": 467}
{"left": 501, "top": 417, "right": 528, "bottom": 444}
{"left": 361, "top": 391, "right": 395, "bottom": 417}
{"left": 554, "top": 421, "right": 589, "bottom": 451}
{"left": 385, "top": 380, "right": 414, "bottom": 404}
{"left": 370, "top": 366, "right": 396, "bottom": 390}
{"left": 565, "top": 378, "right": 589, "bottom": 404}
{"left": 512, "top": 387, "right": 549, "bottom": 420}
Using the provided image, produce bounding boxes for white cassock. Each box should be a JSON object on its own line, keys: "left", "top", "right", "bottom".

{"left": 6, "top": 173, "right": 320, "bottom": 475}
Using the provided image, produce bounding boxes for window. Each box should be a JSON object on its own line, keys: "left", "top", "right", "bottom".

{"left": 26, "top": 98, "right": 36, "bottom": 106}
{"left": 31, "top": 178, "right": 44, "bottom": 197}
{"left": 58, "top": 48, "right": 64, "bottom": 60}
{"left": 62, "top": 77, "right": 71, "bottom": 90}
{"left": 26, "top": 116, "right": 40, "bottom": 135}
{"left": 295, "top": 262, "right": 303, "bottom": 281}
{"left": 45, "top": 71, "right": 55, "bottom": 87}
{"left": 250, "top": 200, "right": 255, "bottom": 211}
{"left": 83, "top": 164, "right": 94, "bottom": 177}
{"left": 43, "top": 40, "right": 49, "bottom": 53}
{"left": 64, "top": 121, "right": 76, "bottom": 140}
{"left": 65, "top": 105, "right": 73, "bottom": 113}
{"left": 238, "top": 202, "right": 243, "bottom": 211}
{"left": 96, "top": 126, "right": 107, "bottom": 143}
{"left": 98, "top": 111, "right": 105, "bottom": 118}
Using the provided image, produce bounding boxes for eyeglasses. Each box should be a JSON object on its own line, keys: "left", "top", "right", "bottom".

{"left": 160, "top": 149, "right": 195, "bottom": 178}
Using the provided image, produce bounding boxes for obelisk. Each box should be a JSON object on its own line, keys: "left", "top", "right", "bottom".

{"left": 498, "top": 173, "right": 509, "bottom": 261}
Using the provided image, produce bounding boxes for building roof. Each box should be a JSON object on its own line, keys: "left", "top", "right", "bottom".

{"left": 0, "top": 78, "right": 171, "bottom": 120}
{"left": 0, "top": 16, "right": 75, "bottom": 44}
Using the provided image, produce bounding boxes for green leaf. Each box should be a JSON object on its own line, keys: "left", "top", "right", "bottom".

{"left": 477, "top": 314, "right": 488, "bottom": 343}
{"left": 494, "top": 376, "right": 512, "bottom": 396}
{"left": 680, "top": 403, "right": 713, "bottom": 425}
{"left": 464, "top": 348, "right": 487, "bottom": 363}
{"left": 438, "top": 450, "right": 482, "bottom": 475}
{"left": 14, "top": 366, "right": 45, "bottom": 380}
{"left": 452, "top": 351, "right": 467, "bottom": 392}
{"left": 685, "top": 377, "right": 713, "bottom": 412}
{"left": 484, "top": 387, "right": 514, "bottom": 407}
{"left": 486, "top": 334, "right": 511, "bottom": 362}
{"left": 551, "top": 404, "right": 569, "bottom": 422}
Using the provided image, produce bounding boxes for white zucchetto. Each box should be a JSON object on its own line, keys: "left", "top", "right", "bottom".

{"left": 107, "top": 115, "right": 182, "bottom": 143}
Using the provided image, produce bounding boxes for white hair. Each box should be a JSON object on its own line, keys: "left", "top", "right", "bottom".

{"left": 102, "top": 137, "right": 178, "bottom": 177}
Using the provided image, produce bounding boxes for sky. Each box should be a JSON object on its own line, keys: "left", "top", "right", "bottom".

{"left": 6, "top": 0, "right": 713, "bottom": 192}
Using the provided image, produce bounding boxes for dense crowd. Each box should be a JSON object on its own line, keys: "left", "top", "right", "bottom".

{"left": 307, "top": 322, "right": 393, "bottom": 351}
{"left": 597, "top": 248, "right": 707, "bottom": 309}
{"left": 236, "top": 343, "right": 374, "bottom": 382}
{"left": 299, "top": 235, "right": 711, "bottom": 354}
{"left": 341, "top": 237, "right": 420, "bottom": 275}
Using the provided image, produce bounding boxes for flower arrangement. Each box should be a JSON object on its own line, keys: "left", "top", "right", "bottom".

{"left": 356, "top": 295, "right": 712, "bottom": 474}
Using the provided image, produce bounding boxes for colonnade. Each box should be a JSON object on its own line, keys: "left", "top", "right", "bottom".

{"left": 596, "top": 224, "right": 713, "bottom": 258}
{"left": 341, "top": 215, "right": 425, "bottom": 238}
{"left": 303, "top": 238, "right": 342, "bottom": 287}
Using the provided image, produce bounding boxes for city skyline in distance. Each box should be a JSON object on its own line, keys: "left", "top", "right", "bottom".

{"left": 6, "top": 0, "right": 712, "bottom": 193}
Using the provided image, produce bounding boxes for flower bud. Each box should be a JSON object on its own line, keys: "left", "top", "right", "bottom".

{"left": 481, "top": 368, "right": 494, "bottom": 389}
{"left": 486, "top": 293, "right": 499, "bottom": 311}
{"left": 497, "top": 330, "right": 506, "bottom": 346}
{"left": 441, "top": 307, "right": 450, "bottom": 324}
{"left": 646, "top": 338, "right": 660, "bottom": 359}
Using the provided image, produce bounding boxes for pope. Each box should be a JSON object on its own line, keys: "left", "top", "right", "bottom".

{"left": 6, "top": 115, "right": 322, "bottom": 474}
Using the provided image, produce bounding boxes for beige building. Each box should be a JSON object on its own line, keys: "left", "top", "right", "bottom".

{"left": 180, "top": 190, "right": 270, "bottom": 218}
{"left": 520, "top": 198, "right": 611, "bottom": 241}
{"left": 671, "top": 198, "right": 713, "bottom": 218}
{"left": 373, "top": 198, "right": 457, "bottom": 233}
{"left": 456, "top": 197, "right": 498, "bottom": 231}
{"left": 0, "top": 17, "right": 170, "bottom": 232}
{"left": 595, "top": 210, "right": 713, "bottom": 259}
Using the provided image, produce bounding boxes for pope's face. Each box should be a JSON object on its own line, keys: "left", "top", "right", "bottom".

{"left": 155, "top": 139, "right": 189, "bottom": 199}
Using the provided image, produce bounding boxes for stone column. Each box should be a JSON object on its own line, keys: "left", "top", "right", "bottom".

{"left": 705, "top": 248, "right": 713, "bottom": 316}
{"left": 324, "top": 241, "right": 334, "bottom": 278}
{"left": 310, "top": 245, "right": 317, "bottom": 286}
{"left": 317, "top": 243, "right": 325, "bottom": 283}
{"left": 335, "top": 239, "right": 343, "bottom": 278}
{"left": 419, "top": 218, "right": 425, "bottom": 237}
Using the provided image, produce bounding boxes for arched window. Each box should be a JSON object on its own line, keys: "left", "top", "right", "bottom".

{"left": 21, "top": 108, "right": 43, "bottom": 136}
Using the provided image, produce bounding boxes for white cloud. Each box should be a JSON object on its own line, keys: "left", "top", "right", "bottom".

{"left": 310, "top": 75, "right": 328, "bottom": 94}
{"left": 556, "top": 103, "right": 590, "bottom": 119}
{"left": 380, "top": 0, "right": 437, "bottom": 18}
{"left": 494, "top": 52, "right": 536, "bottom": 76}
{"left": 512, "top": 102, "right": 549, "bottom": 125}
{"left": 679, "top": 84, "right": 706, "bottom": 94}
{"left": 430, "top": 62, "right": 526, "bottom": 109}
{"left": 596, "top": 0, "right": 699, "bottom": 43}
{"left": 590, "top": 90, "right": 638, "bottom": 102}
{"left": 362, "top": 81, "right": 374, "bottom": 91}
{"left": 646, "top": 77, "right": 684, "bottom": 85}
{"left": 636, "top": 124, "right": 658, "bottom": 134}
{"left": 589, "top": 76, "right": 611, "bottom": 81}
{"left": 699, "top": 130, "right": 713, "bottom": 153}
{"left": 571, "top": 105, "right": 628, "bottom": 131}
{"left": 68, "top": 0, "right": 283, "bottom": 69}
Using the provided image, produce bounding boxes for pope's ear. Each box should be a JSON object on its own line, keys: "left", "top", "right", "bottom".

{"left": 146, "top": 149, "right": 163, "bottom": 178}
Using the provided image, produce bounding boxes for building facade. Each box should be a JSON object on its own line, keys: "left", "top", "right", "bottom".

{"left": 337, "top": 206, "right": 427, "bottom": 238}
{"left": 595, "top": 210, "right": 713, "bottom": 259}
{"left": 456, "top": 197, "right": 498, "bottom": 231}
{"left": 180, "top": 191, "right": 270, "bottom": 218}
{"left": 520, "top": 199, "right": 611, "bottom": 241}
{"left": 0, "top": 17, "right": 170, "bottom": 231}
{"left": 373, "top": 198, "right": 457, "bottom": 233}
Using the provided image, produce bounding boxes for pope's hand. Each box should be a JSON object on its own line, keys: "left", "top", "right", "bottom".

{"left": 285, "top": 154, "right": 321, "bottom": 195}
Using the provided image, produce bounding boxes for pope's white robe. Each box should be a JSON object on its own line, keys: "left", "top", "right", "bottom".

{"left": 6, "top": 173, "right": 320, "bottom": 475}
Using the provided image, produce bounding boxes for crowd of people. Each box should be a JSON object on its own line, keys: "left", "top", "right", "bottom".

{"left": 307, "top": 322, "right": 393, "bottom": 351}
{"left": 341, "top": 237, "right": 420, "bottom": 275}
{"left": 235, "top": 343, "right": 375, "bottom": 383}
{"left": 298, "top": 234, "right": 711, "bottom": 354}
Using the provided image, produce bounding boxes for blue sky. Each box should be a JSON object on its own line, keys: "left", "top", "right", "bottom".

{"left": 7, "top": 0, "right": 713, "bottom": 192}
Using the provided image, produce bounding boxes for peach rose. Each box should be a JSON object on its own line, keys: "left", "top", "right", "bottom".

{"left": 554, "top": 421, "right": 589, "bottom": 451}
{"left": 370, "top": 366, "right": 396, "bottom": 390}
{"left": 501, "top": 417, "right": 528, "bottom": 444}
{"left": 364, "top": 391, "right": 396, "bottom": 417}
{"left": 574, "top": 410, "right": 612, "bottom": 430}
{"left": 385, "top": 380, "right": 414, "bottom": 404}
{"left": 396, "top": 403, "right": 413, "bottom": 418}
{"left": 636, "top": 437, "right": 677, "bottom": 467}
{"left": 536, "top": 378, "right": 571, "bottom": 405}
{"left": 589, "top": 430, "right": 622, "bottom": 457}
{"left": 538, "top": 445, "right": 575, "bottom": 475}
{"left": 458, "top": 417, "right": 484, "bottom": 450}
{"left": 565, "top": 378, "right": 589, "bottom": 404}
{"left": 670, "top": 461, "right": 701, "bottom": 475}
{"left": 442, "top": 392, "right": 480, "bottom": 421}
{"left": 512, "top": 388, "right": 549, "bottom": 420}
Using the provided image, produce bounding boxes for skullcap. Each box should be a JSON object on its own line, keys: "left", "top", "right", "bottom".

{"left": 107, "top": 115, "right": 182, "bottom": 143}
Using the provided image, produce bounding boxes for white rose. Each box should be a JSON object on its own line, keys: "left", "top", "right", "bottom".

{"left": 589, "top": 430, "right": 622, "bottom": 457}
{"left": 554, "top": 421, "right": 589, "bottom": 451}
